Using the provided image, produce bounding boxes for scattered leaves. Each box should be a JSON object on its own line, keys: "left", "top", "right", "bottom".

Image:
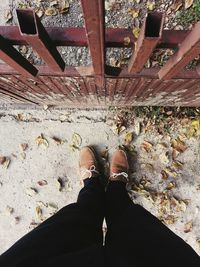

{"left": 184, "top": 221, "right": 193, "bottom": 233}
{"left": 185, "top": 0, "right": 194, "bottom": 9}
{"left": 36, "top": 134, "right": 49, "bottom": 148}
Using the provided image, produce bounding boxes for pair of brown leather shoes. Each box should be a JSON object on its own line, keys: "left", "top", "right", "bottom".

{"left": 79, "top": 146, "right": 129, "bottom": 183}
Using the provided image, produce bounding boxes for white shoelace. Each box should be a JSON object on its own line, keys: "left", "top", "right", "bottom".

{"left": 110, "top": 172, "right": 129, "bottom": 182}
{"left": 80, "top": 165, "right": 99, "bottom": 179}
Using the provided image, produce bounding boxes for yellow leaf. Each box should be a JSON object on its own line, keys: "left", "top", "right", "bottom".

{"left": 69, "top": 133, "right": 82, "bottom": 151}
{"left": 124, "top": 132, "right": 134, "bottom": 145}
{"left": 123, "top": 37, "right": 131, "bottom": 46}
{"left": 36, "top": 206, "right": 43, "bottom": 220}
{"left": 185, "top": 0, "right": 194, "bottom": 9}
{"left": 132, "top": 27, "right": 140, "bottom": 39}
{"left": 128, "top": 8, "right": 139, "bottom": 18}
{"left": 147, "top": 1, "right": 156, "bottom": 10}
{"left": 191, "top": 119, "right": 200, "bottom": 130}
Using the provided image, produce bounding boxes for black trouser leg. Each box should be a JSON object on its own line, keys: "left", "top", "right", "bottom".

{"left": 105, "top": 181, "right": 200, "bottom": 267}
{"left": 0, "top": 177, "right": 105, "bottom": 267}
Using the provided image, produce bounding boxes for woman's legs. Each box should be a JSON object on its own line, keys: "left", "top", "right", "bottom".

{"left": 105, "top": 181, "right": 200, "bottom": 267}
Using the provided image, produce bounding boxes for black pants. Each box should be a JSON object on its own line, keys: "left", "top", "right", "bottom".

{"left": 0, "top": 177, "right": 199, "bottom": 267}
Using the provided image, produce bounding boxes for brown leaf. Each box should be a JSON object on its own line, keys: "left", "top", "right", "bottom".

{"left": 3, "top": 158, "right": 10, "bottom": 169}
{"left": 26, "top": 188, "right": 38, "bottom": 197}
{"left": 20, "top": 143, "right": 28, "bottom": 151}
{"left": 0, "top": 156, "right": 6, "bottom": 165}
{"left": 171, "top": 138, "right": 187, "bottom": 153}
{"left": 52, "top": 136, "right": 64, "bottom": 145}
{"left": 184, "top": 221, "right": 193, "bottom": 233}
{"left": 171, "top": 0, "right": 183, "bottom": 12}
{"left": 185, "top": 0, "right": 194, "bottom": 9}
{"left": 161, "top": 170, "right": 168, "bottom": 180}
{"left": 166, "top": 181, "right": 176, "bottom": 190}
{"left": 141, "top": 141, "right": 153, "bottom": 152}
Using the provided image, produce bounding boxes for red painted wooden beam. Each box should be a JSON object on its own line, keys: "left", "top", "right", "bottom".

{"left": 159, "top": 21, "right": 200, "bottom": 80}
{"left": 128, "top": 12, "right": 165, "bottom": 74}
{"left": 16, "top": 9, "right": 65, "bottom": 72}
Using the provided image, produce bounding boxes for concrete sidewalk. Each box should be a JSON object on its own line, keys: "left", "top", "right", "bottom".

{"left": 0, "top": 107, "right": 200, "bottom": 255}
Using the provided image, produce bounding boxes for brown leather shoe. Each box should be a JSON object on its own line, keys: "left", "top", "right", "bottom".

{"left": 110, "top": 148, "right": 129, "bottom": 183}
{"left": 79, "top": 146, "right": 100, "bottom": 180}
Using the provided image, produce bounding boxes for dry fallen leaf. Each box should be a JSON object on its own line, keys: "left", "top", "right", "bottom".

{"left": 69, "top": 133, "right": 82, "bottom": 151}
{"left": 147, "top": 1, "right": 156, "bottom": 10}
{"left": 141, "top": 141, "right": 153, "bottom": 152}
{"left": 52, "top": 136, "right": 64, "bottom": 145}
{"left": 45, "top": 7, "right": 57, "bottom": 16}
{"left": 124, "top": 132, "right": 134, "bottom": 145}
{"left": 13, "top": 216, "right": 20, "bottom": 225}
{"left": 124, "top": 37, "right": 131, "bottom": 46}
{"left": 161, "top": 170, "right": 169, "bottom": 180}
{"left": 4, "top": 10, "right": 13, "bottom": 22}
{"left": 26, "top": 188, "right": 38, "bottom": 197}
{"left": 59, "top": 0, "right": 70, "bottom": 14}
{"left": 164, "top": 167, "right": 178, "bottom": 178}
{"left": 5, "top": 206, "right": 14, "bottom": 215}
{"left": 36, "top": 8, "right": 44, "bottom": 18}
{"left": 185, "top": 0, "right": 194, "bottom": 9}
{"left": 50, "top": 0, "right": 58, "bottom": 6}
{"left": 3, "top": 158, "right": 10, "bottom": 169}
{"left": 20, "top": 143, "right": 28, "bottom": 151}
{"left": 184, "top": 221, "right": 193, "bottom": 233}
{"left": 128, "top": 8, "right": 139, "bottom": 18}
{"left": 166, "top": 181, "right": 176, "bottom": 190}
{"left": 171, "top": 138, "right": 187, "bottom": 153}
{"left": 172, "top": 161, "right": 183, "bottom": 170}
{"left": 101, "top": 149, "right": 109, "bottom": 161}
{"left": 47, "top": 202, "right": 58, "bottom": 210}
{"left": 169, "top": 0, "right": 183, "bottom": 12}
{"left": 0, "top": 156, "right": 6, "bottom": 165}
{"left": 36, "top": 206, "right": 43, "bottom": 220}
{"left": 36, "top": 134, "right": 49, "bottom": 148}
{"left": 132, "top": 27, "right": 140, "bottom": 39}
{"left": 56, "top": 177, "right": 64, "bottom": 191}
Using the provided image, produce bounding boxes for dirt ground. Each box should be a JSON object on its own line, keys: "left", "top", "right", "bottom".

{"left": 0, "top": 106, "right": 200, "bottom": 255}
